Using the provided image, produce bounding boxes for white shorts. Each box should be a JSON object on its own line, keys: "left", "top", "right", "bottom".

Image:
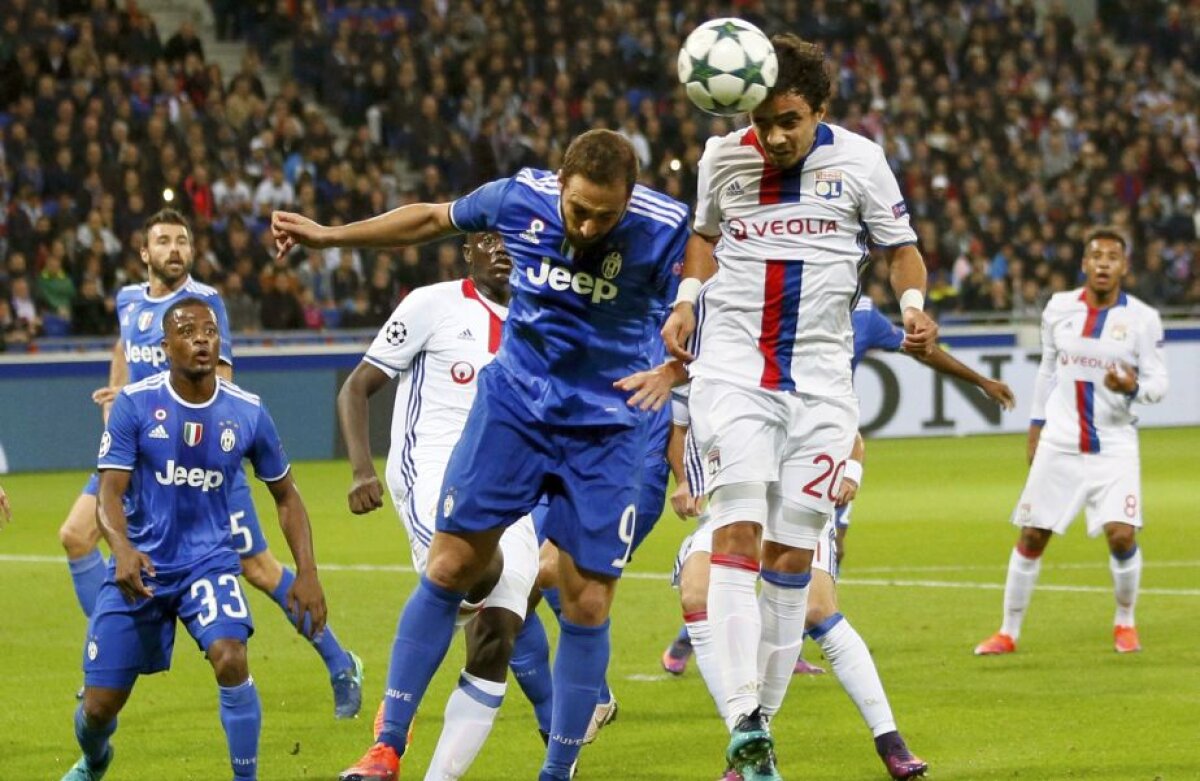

{"left": 689, "top": 377, "right": 858, "bottom": 514}
{"left": 1012, "top": 447, "right": 1142, "bottom": 537}
{"left": 389, "top": 472, "right": 540, "bottom": 619}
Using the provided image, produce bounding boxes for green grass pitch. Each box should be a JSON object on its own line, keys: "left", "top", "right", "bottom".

{"left": 2, "top": 429, "right": 1197, "bottom": 780}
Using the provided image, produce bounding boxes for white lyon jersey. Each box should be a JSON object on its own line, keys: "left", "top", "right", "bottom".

{"left": 690, "top": 123, "right": 916, "bottom": 396}
{"left": 1030, "top": 289, "right": 1167, "bottom": 456}
{"left": 365, "top": 279, "right": 507, "bottom": 547}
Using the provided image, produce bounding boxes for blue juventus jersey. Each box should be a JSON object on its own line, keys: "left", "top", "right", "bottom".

{"left": 116, "top": 279, "right": 233, "bottom": 381}
{"left": 449, "top": 168, "right": 688, "bottom": 426}
{"left": 97, "top": 373, "right": 290, "bottom": 575}
{"left": 851, "top": 298, "right": 904, "bottom": 371}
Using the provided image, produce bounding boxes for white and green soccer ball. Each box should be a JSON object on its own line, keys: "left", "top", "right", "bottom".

{"left": 677, "top": 18, "right": 778, "bottom": 116}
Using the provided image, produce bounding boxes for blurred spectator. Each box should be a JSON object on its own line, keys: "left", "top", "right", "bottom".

{"left": 37, "top": 251, "right": 75, "bottom": 317}
{"left": 8, "top": 276, "right": 41, "bottom": 337}
{"left": 223, "top": 271, "right": 260, "bottom": 332}
{"left": 71, "top": 276, "right": 112, "bottom": 336}
{"left": 259, "top": 269, "right": 303, "bottom": 330}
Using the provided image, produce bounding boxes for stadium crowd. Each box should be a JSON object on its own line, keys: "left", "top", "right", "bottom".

{"left": 1, "top": 0, "right": 1197, "bottom": 348}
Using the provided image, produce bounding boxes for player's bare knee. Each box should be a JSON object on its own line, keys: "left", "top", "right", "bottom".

{"left": 207, "top": 640, "right": 249, "bottom": 686}
{"left": 1104, "top": 523, "right": 1137, "bottom": 555}
{"left": 679, "top": 580, "right": 708, "bottom": 616}
{"left": 81, "top": 691, "right": 123, "bottom": 726}
{"left": 1018, "top": 526, "right": 1052, "bottom": 555}
{"left": 59, "top": 502, "right": 100, "bottom": 558}
{"left": 762, "top": 541, "right": 813, "bottom": 574}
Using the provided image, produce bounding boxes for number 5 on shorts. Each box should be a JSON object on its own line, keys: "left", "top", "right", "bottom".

{"left": 610, "top": 504, "right": 638, "bottom": 569}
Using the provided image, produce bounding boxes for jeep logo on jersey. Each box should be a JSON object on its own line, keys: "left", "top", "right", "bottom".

{"left": 220, "top": 428, "right": 236, "bottom": 452}
{"left": 183, "top": 422, "right": 203, "bottom": 446}
{"left": 815, "top": 170, "right": 843, "bottom": 199}
{"left": 125, "top": 342, "right": 168, "bottom": 367}
{"left": 450, "top": 361, "right": 476, "bottom": 384}
{"left": 601, "top": 251, "right": 622, "bottom": 280}
{"left": 728, "top": 217, "right": 838, "bottom": 241}
{"left": 154, "top": 460, "right": 225, "bottom": 492}
{"left": 526, "top": 259, "right": 618, "bottom": 304}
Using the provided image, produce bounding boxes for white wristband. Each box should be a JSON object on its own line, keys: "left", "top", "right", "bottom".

{"left": 843, "top": 459, "right": 863, "bottom": 487}
{"left": 899, "top": 289, "right": 925, "bottom": 312}
{"left": 674, "top": 277, "right": 702, "bottom": 307}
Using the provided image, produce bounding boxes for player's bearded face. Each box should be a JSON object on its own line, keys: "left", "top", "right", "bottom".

{"left": 751, "top": 93, "right": 826, "bottom": 170}
{"left": 1083, "top": 238, "right": 1127, "bottom": 295}
{"left": 163, "top": 305, "right": 219, "bottom": 376}
{"left": 144, "top": 224, "right": 194, "bottom": 285}
{"left": 559, "top": 175, "right": 629, "bottom": 248}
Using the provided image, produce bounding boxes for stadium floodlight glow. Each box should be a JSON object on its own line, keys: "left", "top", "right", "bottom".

{"left": 162, "top": 187, "right": 175, "bottom": 203}
{"left": 669, "top": 158, "right": 682, "bottom": 172}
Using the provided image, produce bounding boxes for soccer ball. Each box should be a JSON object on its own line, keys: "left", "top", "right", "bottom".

{"left": 677, "top": 18, "right": 778, "bottom": 116}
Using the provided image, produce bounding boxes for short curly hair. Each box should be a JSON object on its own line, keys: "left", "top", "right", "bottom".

{"left": 768, "top": 33, "right": 832, "bottom": 113}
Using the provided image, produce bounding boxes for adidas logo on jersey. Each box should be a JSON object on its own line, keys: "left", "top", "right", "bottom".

{"left": 149, "top": 424, "right": 170, "bottom": 440}
{"left": 526, "top": 258, "right": 618, "bottom": 304}
{"left": 725, "top": 179, "right": 745, "bottom": 197}
{"left": 458, "top": 328, "right": 475, "bottom": 340}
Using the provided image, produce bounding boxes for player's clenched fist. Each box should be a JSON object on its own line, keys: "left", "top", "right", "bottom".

{"left": 901, "top": 307, "right": 938, "bottom": 357}
{"left": 662, "top": 305, "right": 696, "bottom": 361}
{"left": 271, "top": 211, "right": 331, "bottom": 259}
{"left": 348, "top": 474, "right": 385, "bottom": 514}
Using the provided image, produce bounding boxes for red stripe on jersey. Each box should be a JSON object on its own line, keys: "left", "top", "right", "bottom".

{"left": 758, "top": 261, "right": 786, "bottom": 389}
{"left": 461, "top": 279, "right": 504, "bottom": 354}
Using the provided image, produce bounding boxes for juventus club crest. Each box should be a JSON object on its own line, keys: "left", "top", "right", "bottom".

{"left": 220, "top": 427, "right": 236, "bottom": 452}
{"left": 183, "top": 422, "right": 203, "bottom": 447}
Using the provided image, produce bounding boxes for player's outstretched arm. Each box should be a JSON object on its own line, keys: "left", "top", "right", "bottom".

{"left": 912, "top": 345, "right": 1016, "bottom": 411}
{"left": 271, "top": 202, "right": 458, "bottom": 259}
{"left": 336, "top": 362, "right": 391, "bottom": 514}
{"left": 666, "top": 423, "right": 702, "bottom": 518}
{"left": 97, "top": 469, "right": 155, "bottom": 601}
{"left": 834, "top": 432, "right": 865, "bottom": 508}
{"left": 884, "top": 244, "right": 937, "bottom": 356}
{"left": 662, "top": 233, "right": 719, "bottom": 361}
{"left": 266, "top": 473, "right": 328, "bottom": 638}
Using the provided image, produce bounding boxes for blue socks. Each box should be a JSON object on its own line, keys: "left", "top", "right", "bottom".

{"left": 541, "top": 587, "right": 563, "bottom": 617}
{"left": 74, "top": 703, "right": 117, "bottom": 767}
{"left": 68, "top": 550, "right": 106, "bottom": 617}
{"left": 676, "top": 623, "right": 690, "bottom": 643}
{"left": 219, "top": 678, "right": 261, "bottom": 780}
{"left": 510, "top": 609, "right": 554, "bottom": 734}
{"left": 271, "top": 566, "right": 352, "bottom": 676}
{"left": 540, "top": 618, "right": 610, "bottom": 781}
{"left": 378, "top": 575, "right": 465, "bottom": 755}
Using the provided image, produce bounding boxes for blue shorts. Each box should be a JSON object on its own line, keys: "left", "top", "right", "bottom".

{"left": 83, "top": 471, "right": 266, "bottom": 558}
{"left": 83, "top": 552, "right": 254, "bottom": 690}
{"left": 438, "top": 365, "right": 651, "bottom": 578}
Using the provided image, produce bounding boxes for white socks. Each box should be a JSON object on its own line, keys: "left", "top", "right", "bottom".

{"left": 812, "top": 613, "right": 896, "bottom": 737}
{"left": 424, "top": 671, "right": 506, "bottom": 781}
{"left": 685, "top": 614, "right": 728, "bottom": 721}
{"left": 708, "top": 556, "right": 762, "bottom": 730}
{"left": 1110, "top": 546, "right": 1142, "bottom": 627}
{"left": 757, "top": 572, "right": 810, "bottom": 720}
{"left": 1000, "top": 547, "right": 1043, "bottom": 640}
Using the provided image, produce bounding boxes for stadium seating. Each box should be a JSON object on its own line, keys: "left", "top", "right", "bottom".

{"left": 0, "top": 0, "right": 1196, "bottom": 348}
